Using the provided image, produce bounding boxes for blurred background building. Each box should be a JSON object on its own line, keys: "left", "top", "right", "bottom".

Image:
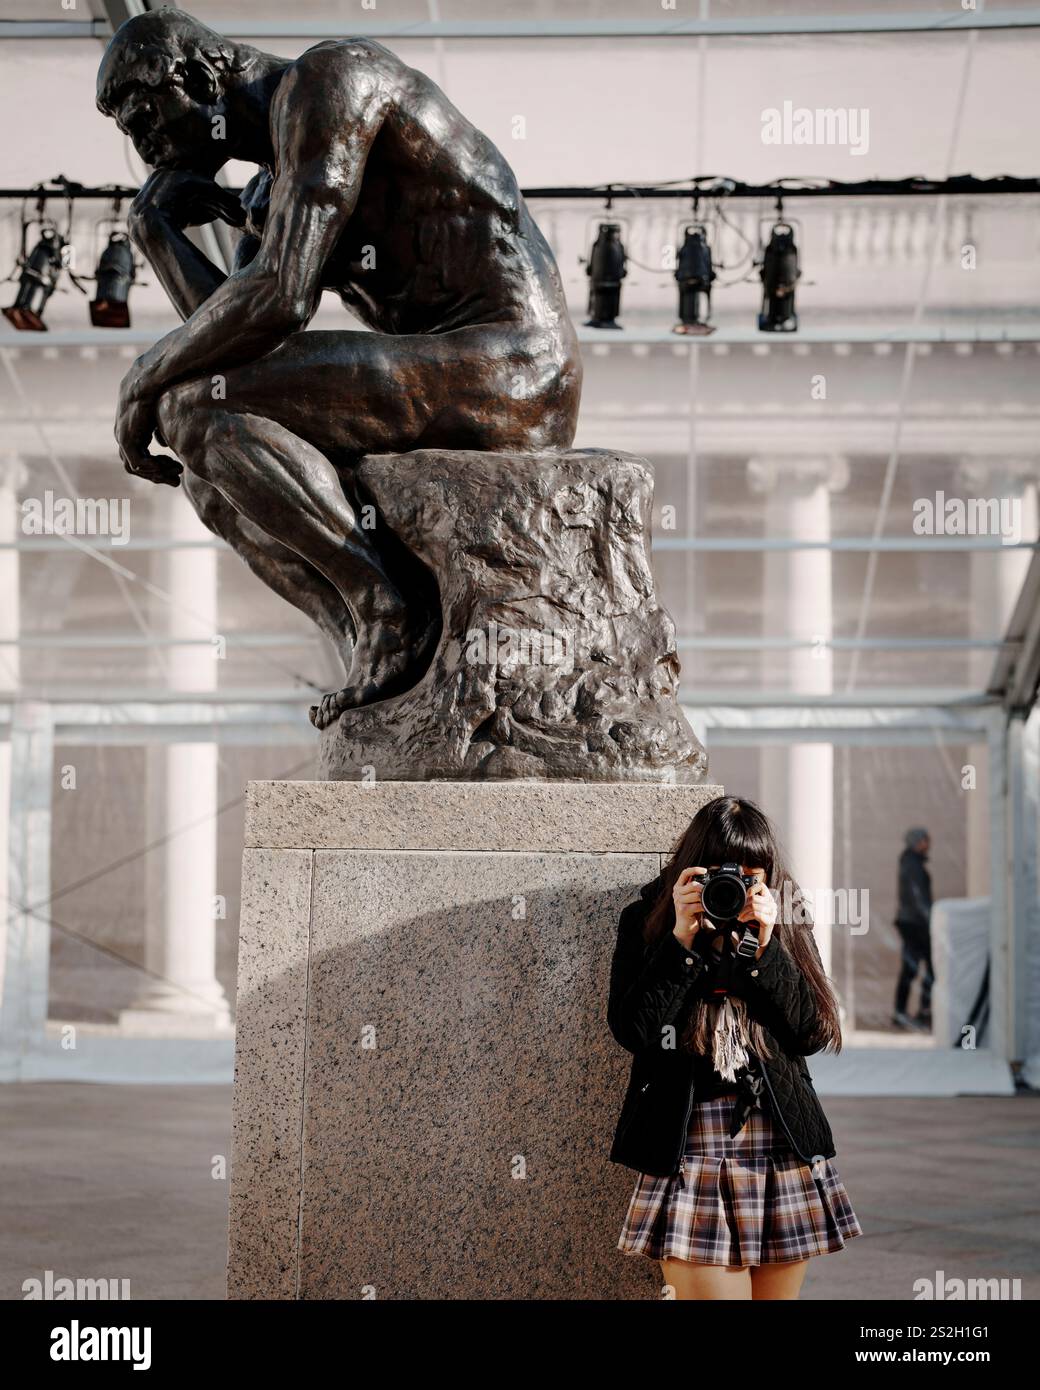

{"left": 0, "top": 0, "right": 1038, "bottom": 1099}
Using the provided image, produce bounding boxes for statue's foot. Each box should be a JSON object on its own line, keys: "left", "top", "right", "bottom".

{"left": 310, "top": 687, "right": 358, "bottom": 729}
{"left": 309, "top": 611, "right": 437, "bottom": 729}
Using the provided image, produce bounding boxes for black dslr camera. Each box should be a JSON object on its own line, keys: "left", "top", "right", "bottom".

{"left": 695, "top": 863, "right": 761, "bottom": 958}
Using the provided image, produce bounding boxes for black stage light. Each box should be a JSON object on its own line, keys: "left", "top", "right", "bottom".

{"left": 584, "top": 222, "right": 627, "bottom": 329}
{"left": 758, "top": 220, "right": 800, "bottom": 332}
{"left": 673, "top": 222, "right": 716, "bottom": 336}
{"left": 90, "top": 230, "right": 136, "bottom": 328}
{"left": 3, "top": 224, "right": 66, "bottom": 331}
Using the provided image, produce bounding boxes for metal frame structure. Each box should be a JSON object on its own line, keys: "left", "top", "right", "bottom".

{"left": 4, "top": 176, "right": 1039, "bottom": 203}
{"left": 6, "top": 8, "right": 1040, "bottom": 41}
{"left": 4, "top": 325, "right": 1040, "bottom": 349}
{"left": 0, "top": 691, "right": 1027, "bottom": 1087}
{"left": 0, "top": 698, "right": 312, "bottom": 1083}
{"left": 0, "top": 0, "right": 1035, "bottom": 1089}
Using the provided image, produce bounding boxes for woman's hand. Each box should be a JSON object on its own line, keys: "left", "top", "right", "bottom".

{"left": 733, "top": 878, "right": 778, "bottom": 960}
{"left": 672, "top": 867, "right": 711, "bottom": 949}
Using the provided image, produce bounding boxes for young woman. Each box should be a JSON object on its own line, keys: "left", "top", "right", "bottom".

{"left": 607, "top": 796, "right": 862, "bottom": 1300}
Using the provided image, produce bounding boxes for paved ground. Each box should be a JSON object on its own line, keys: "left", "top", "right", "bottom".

{"left": 1, "top": 1084, "right": 1037, "bottom": 1300}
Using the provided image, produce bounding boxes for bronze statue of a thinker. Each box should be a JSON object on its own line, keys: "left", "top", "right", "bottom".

{"left": 97, "top": 8, "right": 582, "bottom": 727}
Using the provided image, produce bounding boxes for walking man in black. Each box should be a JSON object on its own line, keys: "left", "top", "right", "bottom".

{"left": 892, "top": 827, "right": 934, "bottom": 1031}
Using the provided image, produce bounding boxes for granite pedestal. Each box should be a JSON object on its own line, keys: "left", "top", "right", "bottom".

{"left": 227, "top": 779, "right": 723, "bottom": 1300}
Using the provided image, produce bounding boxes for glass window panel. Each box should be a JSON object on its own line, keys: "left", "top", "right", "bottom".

{"left": 706, "top": 737, "right": 989, "bottom": 1055}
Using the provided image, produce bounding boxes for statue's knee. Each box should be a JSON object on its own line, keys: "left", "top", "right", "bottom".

{"left": 181, "top": 471, "right": 226, "bottom": 531}
{"left": 156, "top": 382, "right": 207, "bottom": 457}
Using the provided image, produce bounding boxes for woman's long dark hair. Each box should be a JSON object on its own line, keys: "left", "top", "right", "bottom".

{"left": 643, "top": 795, "right": 843, "bottom": 1059}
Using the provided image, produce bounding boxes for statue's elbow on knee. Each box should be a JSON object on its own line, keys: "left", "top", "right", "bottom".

{"left": 155, "top": 383, "right": 204, "bottom": 457}
{"left": 254, "top": 287, "right": 311, "bottom": 339}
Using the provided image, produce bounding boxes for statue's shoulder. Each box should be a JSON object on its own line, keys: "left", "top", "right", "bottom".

{"left": 292, "top": 37, "right": 408, "bottom": 81}
{"left": 270, "top": 37, "right": 409, "bottom": 123}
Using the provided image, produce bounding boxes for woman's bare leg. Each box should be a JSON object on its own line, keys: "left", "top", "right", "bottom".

{"left": 750, "top": 1257, "right": 811, "bottom": 1300}
{"left": 660, "top": 1259, "right": 753, "bottom": 1300}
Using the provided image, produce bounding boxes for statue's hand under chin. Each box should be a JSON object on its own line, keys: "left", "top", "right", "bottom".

{"left": 129, "top": 168, "right": 247, "bottom": 236}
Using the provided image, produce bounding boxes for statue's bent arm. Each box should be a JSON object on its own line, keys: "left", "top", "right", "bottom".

{"left": 128, "top": 204, "right": 225, "bottom": 323}
{"left": 127, "top": 174, "right": 260, "bottom": 323}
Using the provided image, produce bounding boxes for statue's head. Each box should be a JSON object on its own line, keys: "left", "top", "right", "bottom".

{"left": 96, "top": 7, "right": 244, "bottom": 173}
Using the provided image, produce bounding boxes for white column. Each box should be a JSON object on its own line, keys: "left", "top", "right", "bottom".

{"left": 120, "top": 495, "right": 230, "bottom": 1034}
{"left": 0, "top": 703, "right": 54, "bottom": 1079}
{"left": 750, "top": 457, "right": 849, "bottom": 977}
{"left": 965, "top": 465, "right": 1039, "bottom": 899}
{"left": 0, "top": 454, "right": 20, "bottom": 1015}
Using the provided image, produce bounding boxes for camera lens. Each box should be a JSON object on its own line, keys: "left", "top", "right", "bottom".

{"left": 700, "top": 871, "right": 749, "bottom": 921}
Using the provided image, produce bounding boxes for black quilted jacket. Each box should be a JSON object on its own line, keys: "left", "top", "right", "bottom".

{"left": 607, "top": 871, "right": 837, "bottom": 1177}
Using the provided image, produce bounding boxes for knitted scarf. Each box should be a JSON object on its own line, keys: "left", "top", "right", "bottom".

{"left": 710, "top": 994, "right": 754, "bottom": 1081}
{"left": 681, "top": 934, "right": 757, "bottom": 1079}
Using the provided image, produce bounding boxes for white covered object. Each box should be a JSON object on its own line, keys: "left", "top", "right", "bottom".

{"left": 930, "top": 897, "right": 991, "bottom": 1049}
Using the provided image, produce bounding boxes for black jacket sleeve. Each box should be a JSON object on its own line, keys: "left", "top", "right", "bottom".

{"left": 729, "top": 926, "right": 828, "bottom": 1056}
{"left": 607, "top": 896, "right": 709, "bottom": 1054}
{"left": 897, "top": 851, "right": 932, "bottom": 928}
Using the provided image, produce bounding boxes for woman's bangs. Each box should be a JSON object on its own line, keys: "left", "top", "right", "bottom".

{"left": 703, "top": 818, "right": 773, "bottom": 877}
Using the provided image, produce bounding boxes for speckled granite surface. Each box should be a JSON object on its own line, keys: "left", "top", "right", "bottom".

{"left": 228, "top": 780, "right": 723, "bottom": 1299}
{"left": 227, "top": 848, "right": 313, "bottom": 1300}
{"left": 245, "top": 779, "right": 723, "bottom": 854}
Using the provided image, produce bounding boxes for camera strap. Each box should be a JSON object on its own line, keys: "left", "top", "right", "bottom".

{"left": 734, "top": 924, "right": 760, "bottom": 959}
{"left": 704, "top": 919, "right": 760, "bottom": 988}
{"left": 697, "top": 935, "right": 753, "bottom": 1081}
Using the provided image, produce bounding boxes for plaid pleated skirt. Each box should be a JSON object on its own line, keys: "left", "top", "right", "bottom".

{"left": 618, "top": 1094, "right": 863, "bottom": 1267}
